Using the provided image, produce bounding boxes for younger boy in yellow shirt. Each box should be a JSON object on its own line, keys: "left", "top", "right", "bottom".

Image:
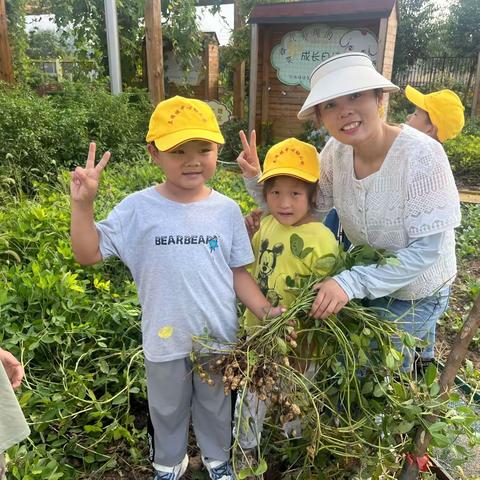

{"left": 237, "top": 137, "right": 339, "bottom": 459}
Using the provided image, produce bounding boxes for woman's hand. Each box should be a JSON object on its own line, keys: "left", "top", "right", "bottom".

{"left": 236, "top": 130, "right": 261, "bottom": 178}
{"left": 0, "top": 348, "right": 24, "bottom": 389}
{"left": 245, "top": 208, "right": 263, "bottom": 239}
{"left": 70, "top": 142, "right": 111, "bottom": 205}
{"left": 310, "top": 278, "right": 349, "bottom": 319}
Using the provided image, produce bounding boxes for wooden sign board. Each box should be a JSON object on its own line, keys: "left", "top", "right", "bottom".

{"left": 248, "top": 0, "right": 398, "bottom": 142}
{"left": 271, "top": 25, "right": 378, "bottom": 90}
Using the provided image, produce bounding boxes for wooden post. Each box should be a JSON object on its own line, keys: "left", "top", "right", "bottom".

{"left": 0, "top": 0, "right": 14, "bottom": 84}
{"left": 233, "top": 0, "right": 245, "bottom": 119}
{"left": 376, "top": 17, "right": 387, "bottom": 74}
{"left": 471, "top": 52, "right": 480, "bottom": 118}
{"left": 248, "top": 24, "right": 259, "bottom": 135}
{"left": 260, "top": 29, "right": 271, "bottom": 144}
{"left": 145, "top": 0, "right": 164, "bottom": 105}
{"left": 204, "top": 38, "right": 219, "bottom": 100}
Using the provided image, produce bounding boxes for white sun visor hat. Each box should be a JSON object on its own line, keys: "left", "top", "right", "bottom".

{"left": 298, "top": 52, "right": 399, "bottom": 120}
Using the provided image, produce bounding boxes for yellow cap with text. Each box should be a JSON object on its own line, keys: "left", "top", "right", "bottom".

{"left": 146, "top": 96, "right": 224, "bottom": 151}
{"left": 259, "top": 138, "right": 319, "bottom": 183}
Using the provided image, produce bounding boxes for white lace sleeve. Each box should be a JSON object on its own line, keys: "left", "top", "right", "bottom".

{"left": 405, "top": 140, "right": 461, "bottom": 238}
{"left": 316, "top": 138, "right": 335, "bottom": 215}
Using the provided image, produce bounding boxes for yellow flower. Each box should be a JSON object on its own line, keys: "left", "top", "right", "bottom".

{"left": 158, "top": 326, "right": 174, "bottom": 339}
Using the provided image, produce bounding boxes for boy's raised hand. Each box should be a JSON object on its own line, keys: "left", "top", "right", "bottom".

{"left": 237, "top": 130, "right": 261, "bottom": 178}
{"left": 71, "top": 142, "right": 111, "bottom": 205}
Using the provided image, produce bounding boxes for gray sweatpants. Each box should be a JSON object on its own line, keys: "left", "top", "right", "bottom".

{"left": 145, "top": 356, "right": 232, "bottom": 467}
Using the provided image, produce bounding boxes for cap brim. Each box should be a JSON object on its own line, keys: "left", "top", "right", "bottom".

{"left": 298, "top": 67, "right": 399, "bottom": 120}
{"left": 153, "top": 129, "right": 225, "bottom": 151}
{"left": 404, "top": 85, "right": 427, "bottom": 111}
{"left": 258, "top": 168, "right": 318, "bottom": 183}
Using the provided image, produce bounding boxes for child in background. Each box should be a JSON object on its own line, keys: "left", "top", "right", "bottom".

{"left": 235, "top": 135, "right": 339, "bottom": 462}
{"left": 70, "top": 96, "right": 284, "bottom": 480}
{"left": 405, "top": 85, "right": 464, "bottom": 365}
{"left": 405, "top": 85, "right": 465, "bottom": 143}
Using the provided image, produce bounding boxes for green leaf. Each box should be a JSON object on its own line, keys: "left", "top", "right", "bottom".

{"left": 429, "top": 382, "right": 441, "bottom": 396}
{"left": 396, "top": 421, "right": 415, "bottom": 434}
{"left": 314, "top": 254, "right": 337, "bottom": 272}
{"left": 428, "top": 421, "right": 447, "bottom": 434}
{"left": 430, "top": 432, "right": 450, "bottom": 448}
{"left": 361, "top": 381, "right": 374, "bottom": 395}
{"left": 247, "top": 350, "right": 259, "bottom": 365}
{"left": 385, "top": 353, "right": 395, "bottom": 369}
{"left": 385, "top": 257, "right": 401, "bottom": 266}
{"left": 290, "top": 233, "right": 304, "bottom": 257}
{"left": 254, "top": 458, "right": 268, "bottom": 475}
{"left": 373, "top": 384, "right": 384, "bottom": 397}
{"left": 84, "top": 424, "right": 103, "bottom": 433}
{"left": 299, "top": 247, "right": 314, "bottom": 259}
{"left": 424, "top": 363, "right": 437, "bottom": 387}
{"left": 402, "top": 332, "right": 417, "bottom": 348}
{"left": 358, "top": 348, "right": 368, "bottom": 366}
{"left": 276, "top": 337, "right": 288, "bottom": 354}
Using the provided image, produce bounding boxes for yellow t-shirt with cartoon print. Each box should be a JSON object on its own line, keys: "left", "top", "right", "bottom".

{"left": 244, "top": 214, "right": 339, "bottom": 328}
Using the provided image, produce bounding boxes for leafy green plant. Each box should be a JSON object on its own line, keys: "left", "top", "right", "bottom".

{"left": 0, "top": 81, "right": 151, "bottom": 194}
{"left": 444, "top": 135, "right": 480, "bottom": 185}
{"left": 1, "top": 161, "right": 257, "bottom": 478}
{"left": 298, "top": 121, "right": 330, "bottom": 152}
{"left": 218, "top": 118, "right": 249, "bottom": 164}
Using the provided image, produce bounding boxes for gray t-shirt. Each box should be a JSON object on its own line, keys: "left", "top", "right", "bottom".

{"left": 96, "top": 187, "right": 254, "bottom": 362}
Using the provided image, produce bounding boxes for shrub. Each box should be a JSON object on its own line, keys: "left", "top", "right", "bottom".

{"left": 444, "top": 134, "right": 480, "bottom": 185}
{"left": 218, "top": 117, "right": 248, "bottom": 164}
{"left": 0, "top": 81, "right": 152, "bottom": 194}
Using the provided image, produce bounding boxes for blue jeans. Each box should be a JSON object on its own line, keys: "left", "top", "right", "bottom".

{"left": 364, "top": 286, "right": 450, "bottom": 370}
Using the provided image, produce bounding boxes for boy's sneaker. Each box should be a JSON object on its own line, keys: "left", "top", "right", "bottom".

{"left": 202, "top": 456, "right": 236, "bottom": 480}
{"left": 153, "top": 454, "right": 188, "bottom": 480}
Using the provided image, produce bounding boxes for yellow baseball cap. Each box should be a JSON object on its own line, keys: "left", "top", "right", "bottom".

{"left": 405, "top": 85, "right": 465, "bottom": 142}
{"left": 146, "top": 96, "right": 225, "bottom": 151}
{"left": 258, "top": 138, "right": 319, "bottom": 183}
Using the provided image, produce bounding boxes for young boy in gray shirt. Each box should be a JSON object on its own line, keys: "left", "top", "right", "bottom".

{"left": 70, "top": 96, "right": 283, "bottom": 480}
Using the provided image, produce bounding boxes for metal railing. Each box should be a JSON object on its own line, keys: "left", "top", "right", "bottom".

{"left": 393, "top": 56, "right": 477, "bottom": 90}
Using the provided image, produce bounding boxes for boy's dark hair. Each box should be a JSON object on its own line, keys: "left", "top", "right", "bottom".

{"left": 262, "top": 176, "right": 319, "bottom": 209}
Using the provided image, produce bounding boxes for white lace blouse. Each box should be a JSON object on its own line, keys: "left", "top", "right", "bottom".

{"left": 316, "top": 124, "right": 461, "bottom": 299}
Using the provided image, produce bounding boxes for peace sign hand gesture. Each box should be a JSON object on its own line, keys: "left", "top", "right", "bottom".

{"left": 236, "top": 130, "right": 261, "bottom": 179}
{"left": 70, "top": 142, "right": 111, "bottom": 205}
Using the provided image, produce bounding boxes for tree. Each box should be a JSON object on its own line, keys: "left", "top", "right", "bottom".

{"left": 6, "top": 0, "right": 205, "bottom": 85}
{"left": 393, "top": 0, "right": 439, "bottom": 75}
{"left": 446, "top": 0, "right": 480, "bottom": 57}
{"left": 26, "top": 29, "right": 69, "bottom": 59}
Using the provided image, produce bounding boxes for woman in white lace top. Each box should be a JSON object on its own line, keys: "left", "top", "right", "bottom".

{"left": 239, "top": 52, "right": 461, "bottom": 370}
